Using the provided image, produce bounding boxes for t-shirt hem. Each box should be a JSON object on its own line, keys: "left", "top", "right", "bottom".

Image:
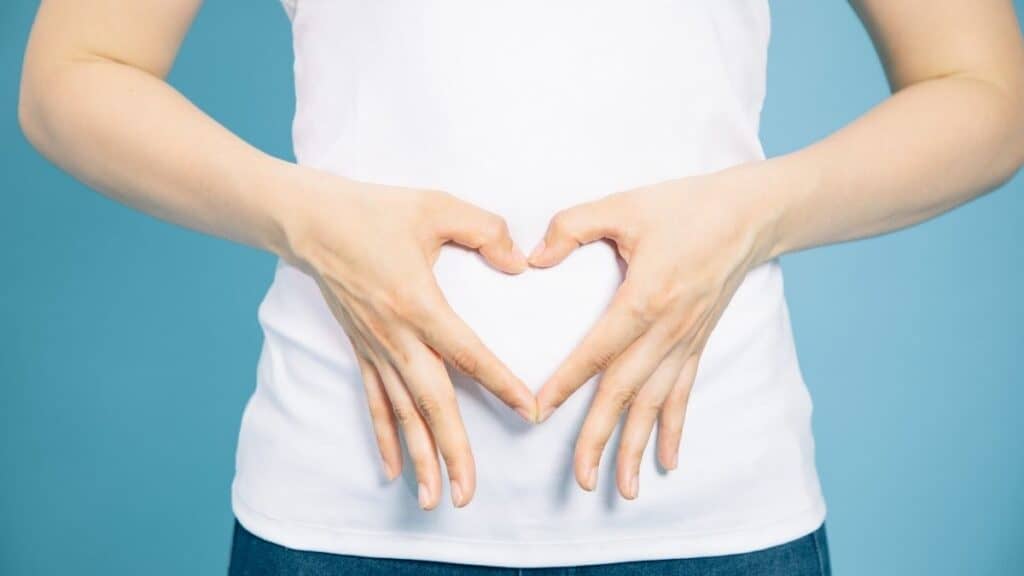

{"left": 231, "top": 486, "right": 828, "bottom": 568}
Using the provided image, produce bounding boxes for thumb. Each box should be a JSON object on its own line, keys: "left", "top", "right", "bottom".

{"left": 528, "top": 198, "right": 622, "bottom": 268}
{"left": 434, "top": 194, "right": 528, "bottom": 274}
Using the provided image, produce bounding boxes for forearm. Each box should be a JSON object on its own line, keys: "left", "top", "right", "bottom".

{"left": 754, "top": 73, "right": 1024, "bottom": 261}
{"left": 18, "top": 54, "right": 304, "bottom": 261}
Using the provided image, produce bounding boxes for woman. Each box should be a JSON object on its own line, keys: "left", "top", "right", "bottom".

{"left": 17, "top": 0, "right": 1024, "bottom": 574}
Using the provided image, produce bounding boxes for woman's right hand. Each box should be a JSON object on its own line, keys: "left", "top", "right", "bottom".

{"left": 18, "top": 0, "right": 536, "bottom": 512}
{"left": 280, "top": 166, "right": 537, "bottom": 510}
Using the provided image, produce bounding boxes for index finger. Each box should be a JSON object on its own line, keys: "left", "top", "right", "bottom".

{"left": 535, "top": 280, "right": 653, "bottom": 422}
{"left": 409, "top": 288, "right": 537, "bottom": 422}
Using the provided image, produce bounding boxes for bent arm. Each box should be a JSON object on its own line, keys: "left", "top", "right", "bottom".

{"left": 754, "top": 0, "right": 1024, "bottom": 260}
{"left": 17, "top": 1, "right": 541, "bottom": 507}
{"left": 17, "top": 0, "right": 305, "bottom": 262}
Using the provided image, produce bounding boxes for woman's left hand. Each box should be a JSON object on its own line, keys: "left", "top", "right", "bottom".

{"left": 527, "top": 164, "right": 778, "bottom": 500}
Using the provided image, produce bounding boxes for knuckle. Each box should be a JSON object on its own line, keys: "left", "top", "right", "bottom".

{"left": 401, "top": 297, "right": 434, "bottom": 327}
{"left": 548, "top": 210, "right": 573, "bottom": 237}
{"left": 414, "top": 393, "right": 444, "bottom": 424}
{"left": 373, "top": 426, "right": 393, "bottom": 449}
{"left": 666, "top": 318, "right": 692, "bottom": 345}
{"left": 367, "top": 398, "right": 392, "bottom": 422}
{"left": 391, "top": 283, "right": 432, "bottom": 322}
{"left": 362, "top": 320, "right": 399, "bottom": 358}
{"left": 634, "top": 398, "right": 662, "bottom": 417}
{"left": 392, "top": 403, "right": 417, "bottom": 425}
{"left": 587, "top": 349, "right": 617, "bottom": 374}
{"left": 479, "top": 215, "right": 510, "bottom": 244}
{"left": 625, "top": 295, "right": 659, "bottom": 326}
{"left": 610, "top": 385, "right": 640, "bottom": 412}
{"left": 448, "top": 345, "right": 481, "bottom": 378}
{"left": 364, "top": 326, "right": 407, "bottom": 365}
{"left": 415, "top": 320, "right": 442, "bottom": 349}
{"left": 585, "top": 348, "right": 614, "bottom": 375}
{"left": 366, "top": 288, "right": 400, "bottom": 318}
{"left": 617, "top": 222, "right": 642, "bottom": 250}
{"left": 385, "top": 342, "right": 414, "bottom": 368}
{"left": 647, "top": 282, "right": 682, "bottom": 316}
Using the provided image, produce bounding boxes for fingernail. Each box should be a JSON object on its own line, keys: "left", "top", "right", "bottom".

{"left": 628, "top": 473, "right": 639, "bottom": 499}
{"left": 527, "top": 239, "right": 546, "bottom": 263}
{"left": 512, "top": 245, "right": 529, "bottom": 268}
{"left": 382, "top": 460, "right": 395, "bottom": 481}
{"left": 584, "top": 465, "right": 598, "bottom": 491}
{"left": 418, "top": 482, "right": 431, "bottom": 509}
{"left": 451, "top": 480, "right": 465, "bottom": 508}
{"left": 516, "top": 404, "right": 536, "bottom": 423}
{"left": 669, "top": 451, "right": 679, "bottom": 470}
{"left": 537, "top": 405, "right": 554, "bottom": 423}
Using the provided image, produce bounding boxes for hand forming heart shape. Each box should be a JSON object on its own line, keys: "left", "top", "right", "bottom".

{"left": 521, "top": 163, "right": 776, "bottom": 501}
{"left": 293, "top": 162, "right": 774, "bottom": 509}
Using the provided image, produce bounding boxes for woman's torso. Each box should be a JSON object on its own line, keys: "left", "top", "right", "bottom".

{"left": 232, "top": 0, "right": 826, "bottom": 567}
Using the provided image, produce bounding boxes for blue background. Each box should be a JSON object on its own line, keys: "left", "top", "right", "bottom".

{"left": 2, "top": 2, "right": 1022, "bottom": 574}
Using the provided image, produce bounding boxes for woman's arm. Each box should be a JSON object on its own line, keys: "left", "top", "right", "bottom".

{"left": 18, "top": 0, "right": 296, "bottom": 258}
{"left": 527, "top": 0, "right": 1024, "bottom": 500}
{"left": 19, "top": 0, "right": 537, "bottom": 510}
{"left": 761, "top": 0, "right": 1024, "bottom": 258}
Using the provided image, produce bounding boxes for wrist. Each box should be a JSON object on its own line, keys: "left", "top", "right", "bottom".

{"left": 256, "top": 157, "right": 327, "bottom": 271}
{"left": 262, "top": 160, "right": 368, "bottom": 276}
{"left": 729, "top": 153, "right": 820, "bottom": 265}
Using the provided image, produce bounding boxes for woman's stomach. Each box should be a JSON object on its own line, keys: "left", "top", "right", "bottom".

{"left": 234, "top": 228, "right": 823, "bottom": 548}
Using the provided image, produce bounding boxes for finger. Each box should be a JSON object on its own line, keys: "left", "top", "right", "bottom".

{"left": 616, "top": 346, "right": 689, "bottom": 499}
{"left": 410, "top": 288, "right": 537, "bottom": 422}
{"left": 375, "top": 360, "right": 444, "bottom": 510}
{"left": 571, "top": 326, "right": 674, "bottom": 491}
{"left": 536, "top": 281, "right": 652, "bottom": 423}
{"left": 393, "top": 335, "right": 477, "bottom": 508}
{"left": 433, "top": 193, "right": 528, "bottom": 274}
{"left": 355, "top": 350, "right": 403, "bottom": 481}
{"left": 657, "top": 352, "right": 701, "bottom": 472}
{"left": 528, "top": 197, "right": 625, "bottom": 268}
{"left": 320, "top": 297, "right": 406, "bottom": 481}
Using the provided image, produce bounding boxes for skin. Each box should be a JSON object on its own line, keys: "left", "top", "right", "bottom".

{"left": 16, "top": 0, "right": 538, "bottom": 511}
{"left": 530, "top": 0, "right": 1024, "bottom": 499}
{"left": 18, "top": 0, "right": 1024, "bottom": 511}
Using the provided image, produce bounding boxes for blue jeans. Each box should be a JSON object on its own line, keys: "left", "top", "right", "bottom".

{"left": 228, "top": 520, "right": 832, "bottom": 575}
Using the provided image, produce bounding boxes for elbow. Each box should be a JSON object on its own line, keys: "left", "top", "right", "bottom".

{"left": 970, "top": 72, "right": 1024, "bottom": 180}
{"left": 17, "top": 67, "right": 51, "bottom": 155}
{"left": 933, "top": 65, "right": 1024, "bottom": 183}
{"left": 993, "top": 100, "right": 1024, "bottom": 188}
{"left": 980, "top": 73, "right": 1024, "bottom": 184}
{"left": 998, "top": 70, "right": 1024, "bottom": 175}
{"left": 1013, "top": 100, "right": 1024, "bottom": 176}
{"left": 17, "top": 61, "right": 70, "bottom": 162}
{"left": 17, "top": 77, "right": 41, "bottom": 149}
{"left": 1003, "top": 98, "right": 1024, "bottom": 180}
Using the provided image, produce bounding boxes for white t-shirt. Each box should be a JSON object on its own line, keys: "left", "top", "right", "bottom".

{"left": 232, "top": 0, "right": 826, "bottom": 567}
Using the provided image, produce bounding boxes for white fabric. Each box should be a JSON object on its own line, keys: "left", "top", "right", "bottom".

{"left": 233, "top": 0, "right": 827, "bottom": 567}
